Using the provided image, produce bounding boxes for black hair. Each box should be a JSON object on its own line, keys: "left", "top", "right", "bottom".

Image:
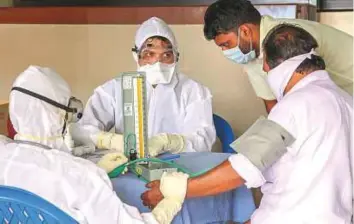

{"left": 203, "top": 0, "right": 261, "bottom": 40}
{"left": 263, "top": 23, "right": 325, "bottom": 73}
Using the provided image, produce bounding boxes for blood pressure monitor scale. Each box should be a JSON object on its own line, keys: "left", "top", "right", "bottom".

{"left": 121, "top": 72, "right": 178, "bottom": 181}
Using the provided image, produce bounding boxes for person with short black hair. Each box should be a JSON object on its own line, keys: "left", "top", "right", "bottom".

{"left": 142, "top": 24, "right": 353, "bottom": 224}
{"left": 203, "top": 0, "right": 353, "bottom": 113}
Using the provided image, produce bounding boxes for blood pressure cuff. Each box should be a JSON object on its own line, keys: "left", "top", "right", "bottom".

{"left": 230, "top": 116, "right": 295, "bottom": 172}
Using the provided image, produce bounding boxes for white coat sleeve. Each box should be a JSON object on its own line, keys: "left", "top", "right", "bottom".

{"left": 78, "top": 170, "right": 159, "bottom": 224}
{"left": 228, "top": 99, "right": 298, "bottom": 188}
{"left": 267, "top": 100, "right": 298, "bottom": 155}
{"left": 228, "top": 153, "right": 266, "bottom": 188}
{"left": 182, "top": 84, "right": 216, "bottom": 152}
{"left": 71, "top": 80, "right": 118, "bottom": 145}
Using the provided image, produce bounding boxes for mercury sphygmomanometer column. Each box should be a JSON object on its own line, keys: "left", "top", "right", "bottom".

{"left": 121, "top": 72, "right": 178, "bottom": 181}
{"left": 122, "top": 72, "right": 149, "bottom": 160}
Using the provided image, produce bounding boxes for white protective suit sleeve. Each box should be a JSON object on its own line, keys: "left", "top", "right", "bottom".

{"left": 181, "top": 86, "right": 216, "bottom": 153}
{"left": 1, "top": 143, "right": 158, "bottom": 224}
{"left": 79, "top": 164, "right": 189, "bottom": 224}
{"left": 77, "top": 167, "right": 160, "bottom": 224}
{"left": 147, "top": 83, "right": 215, "bottom": 156}
{"left": 71, "top": 83, "right": 120, "bottom": 150}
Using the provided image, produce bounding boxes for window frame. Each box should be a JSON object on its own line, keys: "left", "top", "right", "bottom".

{"left": 317, "top": 0, "right": 353, "bottom": 12}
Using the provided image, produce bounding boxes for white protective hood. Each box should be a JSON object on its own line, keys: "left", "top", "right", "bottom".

{"left": 133, "top": 17, "right": 178, "bottom": 61}
{"left": 135, "top": 17, "right": 177, "bottom": 51}
{"left": 9, "top": 65, "right": 71, "bottom": 150}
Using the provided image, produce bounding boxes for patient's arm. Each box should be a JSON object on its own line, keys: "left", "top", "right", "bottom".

{"left": 186, "top": 160, "right": 245, "bottom": 198}
{"left": 141, "top": 160, "right": 245, "bottom": 208}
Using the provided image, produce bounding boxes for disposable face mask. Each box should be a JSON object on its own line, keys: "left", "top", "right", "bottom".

{"left": 223, "top": 29, "right": 256, "bottom": 64}
{"left": 138, "top": 62, "right": 176, "bottom": 85}
{"left": 267, "top": 49, "right": 317, "bottom": 101}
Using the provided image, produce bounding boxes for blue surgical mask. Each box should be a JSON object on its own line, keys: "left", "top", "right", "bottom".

{"left": 223, "top": 29, "right": 256, "bottom": 64}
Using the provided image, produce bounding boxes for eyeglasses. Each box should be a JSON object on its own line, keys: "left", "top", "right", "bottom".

{"left": 138, "top": 47, "right": 178, "bottom": 64}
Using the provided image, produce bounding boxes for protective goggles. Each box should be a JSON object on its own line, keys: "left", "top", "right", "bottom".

{"left": 132, "top": 46, "right": 179, "bottom": 64}
{"left": 11, "top": 87, "right": 83, "bottom": 123}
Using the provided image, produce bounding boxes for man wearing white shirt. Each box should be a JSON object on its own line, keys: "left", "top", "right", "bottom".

{"left": 142, "top": 23, "right": 353, "bottom": 224}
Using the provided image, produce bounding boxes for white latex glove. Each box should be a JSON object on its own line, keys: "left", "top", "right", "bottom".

{"left": 152, "top": 198, "right": 182, "bottom": 224}
{"left": 152, "top": 172, "right": 189, "bottom": 224}
{"left": 148, "top": 133, "right": 185, "bottom": 157}
{"left": 71, "top": 144, "right": 96, "bottom": 156}
{"left": 96, "top": 152, "right": 128, "bottom": 173}
{"left": 93, "top": 132, "right": 124, "bottom": 152}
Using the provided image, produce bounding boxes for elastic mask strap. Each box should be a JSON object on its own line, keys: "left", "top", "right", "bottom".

{"left": 237, "top": 28, "right": 253, "bottom": 51}
{"left": 237, "top": 28, "right": 241, "bottom": 48}
{"left": 250, "top": 34, "right": 253, "bottom": 51}
{"left": 11, "top": 87, "right": 77, "bottom": 113}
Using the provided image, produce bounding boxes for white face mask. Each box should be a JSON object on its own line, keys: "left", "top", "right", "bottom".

{"left": 138, "top": 62, "right": 176, "bottom": 85}
{"left": 222, "top": 28, "right": 256, "bottom": 64}
{"left": 267, "top": 49, "right": 316, "bottom": 101}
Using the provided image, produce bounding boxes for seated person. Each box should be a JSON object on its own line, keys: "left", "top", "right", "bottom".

{"left": 142, "top": 24, "right": 353, "bottom": 223}
{"left": 71, "top": 17, "right": 216, "bottom": 157}
{"left": 0, "top": 65, "right": 188, "bottom": 224}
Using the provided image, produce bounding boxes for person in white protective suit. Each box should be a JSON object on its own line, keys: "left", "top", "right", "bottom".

{"left": 142, "top": 24, "right": 353, "bottom": 224}
{"left": 70, "top": 17, "right": 216, "bottom": 158}
{"left": 0, "top": 65, "right": 189, "bottom": 224}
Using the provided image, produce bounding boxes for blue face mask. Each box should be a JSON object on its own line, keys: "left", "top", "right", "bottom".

{"left": 223, "top": 29, "right": 256, "bottom": 64}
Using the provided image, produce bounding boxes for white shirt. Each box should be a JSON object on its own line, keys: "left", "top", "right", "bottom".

{"left": 0, "top": 140, "right": 158, "bottom": 224}
{"left": 78, "top": 72, "right": 216, "bottom": 152}
{"left": 231, "top": 70, "right": 353, "bottom": 223}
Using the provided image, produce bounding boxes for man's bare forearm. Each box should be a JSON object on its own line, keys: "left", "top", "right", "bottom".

{"left": 186, "top": 160, "right": 245, "bottom": 198}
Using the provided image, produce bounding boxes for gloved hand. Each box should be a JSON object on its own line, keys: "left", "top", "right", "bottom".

{"left": 151, "top": 172, "right": 189, "bottom": 224}
{"left": 148, "top": 133, "right": 185, "bottom": 157}
{"left": 71, "top": 144, "right": 96, "bottom": 156}
{"left": 152, "top": 198, "right": 182, "bottom": 224}
{"left": 93, "top": 132, "right": 124, "bottom": 152}
{"left": 97, "top": 152, "right": 128, "bottom": 173}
